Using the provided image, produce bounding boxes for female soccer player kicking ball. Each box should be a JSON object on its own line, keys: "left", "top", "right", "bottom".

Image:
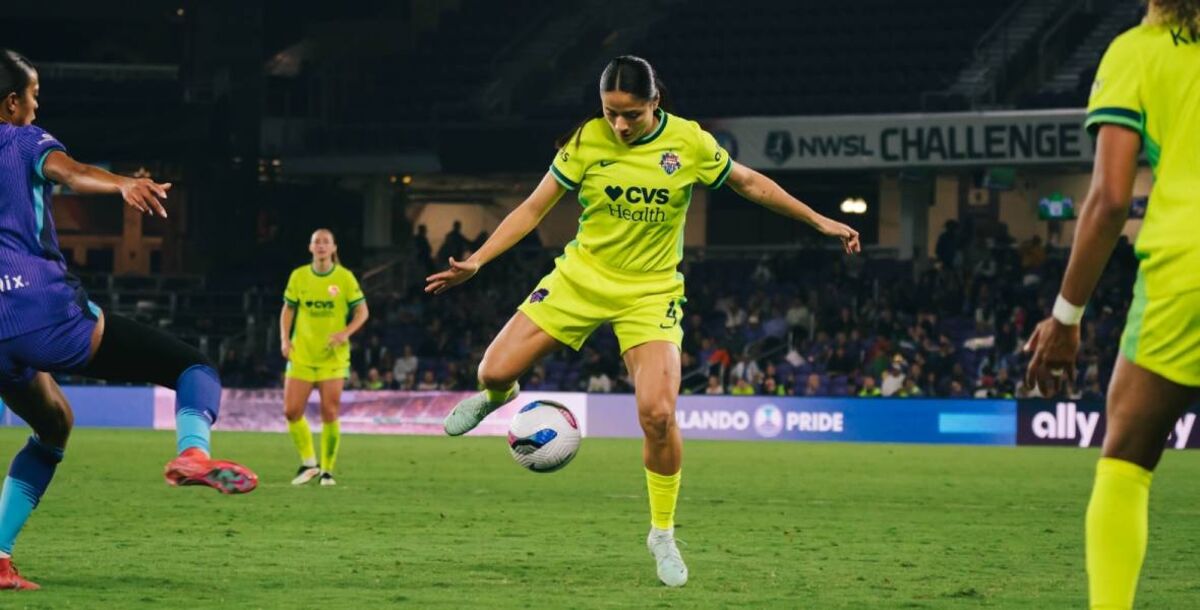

{"left": 0, "top": 50, "right": 257, "bottom": 591}
{"left": 1025, "top": 2, "right": 1200, "bottom": 607}
{"left": 280, "top": 229, "right": 368, "bottom": 487}
{"left": 427, "top": 56, "right": 860, "bottom": 587}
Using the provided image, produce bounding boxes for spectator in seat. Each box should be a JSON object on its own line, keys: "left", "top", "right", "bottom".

{"left": 416, "top": 370, "right": 439, "bottom": 391}
{"left": 881, "top": 356, "right": 906, "bottom": 397}
{"left": 761, "top": 376, "right": 785, "bottom": 396}
{"left": 857, "top": 375, "right": 882, "bottom": 397}
{"left": 897, "top": 376, "right": 923, "bottom": 397}
{"left": 392, "top": 344, "right": 419, "bottom": 381}
{"left": 730, "top": 353, "right": 762, "bottom": 384}
{"left": 587, "top": 370, "right": 613, "bottom": 393}
{"left": 704, "top": 375, "right": 724, "bottom": 395}
{"left": 786, "top": 297, "right": 813, "bottom": 335}
{"left": 802, "top": 373, "right": 822, "bottom": 397}
{"left": 365, "top": 367, "right": 384, "bottom": 390}
{"left": 730, "top": 377, "right": 754, "bottom": 396}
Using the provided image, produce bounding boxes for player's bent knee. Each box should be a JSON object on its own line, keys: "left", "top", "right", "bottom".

{"left": 320, "top": 402, "right": 339, "bottom": 422}
{"left": 638, "top": 404, "right": 676, "bottom": 441}
{"left": 477, "top": 360, "right": 518, "bottom": 390}
{"left": 37, "top": 397, "right": 74, "bottom": 444}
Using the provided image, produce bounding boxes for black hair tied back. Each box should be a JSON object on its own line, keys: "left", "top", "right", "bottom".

{"left": 0, "top": 49, "right": 36, "bottom": 101}
{"left": 556, "top": 55, "right": 669, "bottom": 149}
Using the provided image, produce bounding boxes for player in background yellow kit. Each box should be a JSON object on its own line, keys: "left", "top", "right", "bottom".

{"left": 427, "top": 56, "right": 860, "bottom": 587}
{"left": 1025, "top": 2, "right": 1200, "bottom": 607}
{"left": 280, "top": 229, "right": 368, "bottom": 487}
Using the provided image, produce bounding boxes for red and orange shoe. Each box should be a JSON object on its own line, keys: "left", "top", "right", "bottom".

{"left": 164, "top": 448, "right": 258, "bottom": 495}
{"left": 0, "top": 557, "right": 39, "bottom": 591}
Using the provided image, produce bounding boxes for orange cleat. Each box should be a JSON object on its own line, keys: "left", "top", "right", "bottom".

{"left": 0, "top": 557, "right": 39, "bottom": 591}
{"left": 164, "top": 448, "right": 258, "bottom": 494}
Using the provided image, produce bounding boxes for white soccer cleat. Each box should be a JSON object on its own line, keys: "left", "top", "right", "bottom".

{"left": 647, "top": 527, "right": 688, "bottom": 587}
{"left": 319, "top": 472, "right": 337, "bottom": 487}
{"left": 291, "top": 465, "right": 321, "bottom": 486}
{"left": 443, "top": 383, "right": 519, "bottom": 436}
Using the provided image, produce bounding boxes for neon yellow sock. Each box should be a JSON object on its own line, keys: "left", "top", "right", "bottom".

{"left": 320, "top": 420, "right": 341, "bottom": 473}
{"left": 485, "top": 383, "right": 516, "bottom": 405}
{"left": 286, "top": 417, "right": 316, "bottom": 466}
{"left": 645, "top": 468, "right": 681, "bottom": 530}
{"left": 1087, "top": 457, "right": 1153, "bottom": 610}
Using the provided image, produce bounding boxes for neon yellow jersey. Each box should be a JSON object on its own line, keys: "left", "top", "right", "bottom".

{"left": 1086, "top": 22, "right": 1200, "bottom": 298}
{"left": 549, "top": 109, "right": 732, "bottom": 273}
{"left": 283, "top": 264, "right": 365, "bottom": 367}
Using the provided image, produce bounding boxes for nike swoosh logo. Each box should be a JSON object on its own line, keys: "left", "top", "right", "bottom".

{"left": 598, "top": 160, "right": 617, "bottom": 167}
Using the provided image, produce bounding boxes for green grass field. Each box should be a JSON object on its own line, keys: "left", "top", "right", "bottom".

{"left": 2, "top": 428, "right": 1199, "bottom": 608}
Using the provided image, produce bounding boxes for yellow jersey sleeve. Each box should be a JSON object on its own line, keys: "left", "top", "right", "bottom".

{"left": 342, "top": 269, "right": 365, "bottom": 308}
{"left": 549, "top": 121, "right": 598, "bottom": 191}
{"left": 1086, "top": 31, "right": 1145, "bottom": 138}
{"left": 283, "top": 269, "right": 300, "bottom": 307}
{"left": 691, "top": 123, "right": 733, "bottom": 189}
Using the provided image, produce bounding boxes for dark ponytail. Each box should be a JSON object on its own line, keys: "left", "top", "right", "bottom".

{"left": 0, "top": 50, "right": 35, "bottom": 101}
{"left": 555, "top": 55, "right": 669, "bottom": 149}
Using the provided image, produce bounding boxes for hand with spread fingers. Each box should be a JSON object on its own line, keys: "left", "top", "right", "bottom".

{"left": 425, "top": 257, "right": 481, "bottom": 295}
{"left": 118, "top": 177, "right": 171, "bottom": 218}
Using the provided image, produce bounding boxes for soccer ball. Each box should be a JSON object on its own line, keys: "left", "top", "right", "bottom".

{"left": 507, "top": 400, "right": 581, "bottom": 473}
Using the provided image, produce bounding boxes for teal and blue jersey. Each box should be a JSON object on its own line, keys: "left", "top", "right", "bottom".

{"left": 0, "top": 124, "right": 93, "bottom": 339}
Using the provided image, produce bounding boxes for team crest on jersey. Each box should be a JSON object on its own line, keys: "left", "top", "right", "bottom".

{"left": 659, "top": 151, "right": 681, "bottom": 175}
{"left": 327, "top": 284, "right": 340, "bottom": 297}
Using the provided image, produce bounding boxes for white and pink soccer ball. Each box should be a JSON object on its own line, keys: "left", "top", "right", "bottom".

{"left": 507, "top": 400, "right": 581, "bottom": 473}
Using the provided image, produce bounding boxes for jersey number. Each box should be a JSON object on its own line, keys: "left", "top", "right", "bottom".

{"left": 659, "top": 300, "right": 679, "bottom": 329}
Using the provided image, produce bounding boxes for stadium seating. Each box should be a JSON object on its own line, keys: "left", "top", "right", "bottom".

{"left": 221, "top": 222, "right": 1133, "bottom": 402}
{"left": 627, "top": 0, "right": 1012, "bottom": 117}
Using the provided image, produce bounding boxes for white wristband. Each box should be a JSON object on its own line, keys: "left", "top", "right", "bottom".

{"left": 1052, "top": 294, "right": 1085, "bottom": 326}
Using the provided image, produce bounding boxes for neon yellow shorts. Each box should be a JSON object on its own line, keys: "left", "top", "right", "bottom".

{"left": 1121, "top": 271, "right": 1200, "bottom": 387}
{"left": 285, "top": 361, "right": 349, "bottom": 383}
{"left": 517, "top": 244, "right": 685, "bottom": 354}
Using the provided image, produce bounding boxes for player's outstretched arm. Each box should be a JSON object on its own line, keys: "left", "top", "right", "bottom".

{"left": 724, "top": 161, "right": 861, "bottom": 254}
{"left": 425, "top": 172, "right": 566, "bottom": 294}
{"left": 41, "top": 150, "right": 171, "bottom": 218}
{"left": 1024, "top": 125, "right": 1140, "bottom": 396}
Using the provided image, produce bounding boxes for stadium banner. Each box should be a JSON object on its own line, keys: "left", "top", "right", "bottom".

{"left": 1017, "top": 399, "right": 1200, "bottom": 449}
{"left": 0, "top": 387, "right": 155, "bottom": 428}
{"left": 707, "top": 109, "right": 1090, "bottom": 170}
{"left": 587, "top": 395, "right": 1016, "bottom": 445}
{"left": 151, "top": 388, "right": 590, "bottom": 437}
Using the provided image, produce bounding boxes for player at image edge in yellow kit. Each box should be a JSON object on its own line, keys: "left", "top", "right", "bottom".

{"left": 1026, "top": 2, "right": 1200, "bottom": 608}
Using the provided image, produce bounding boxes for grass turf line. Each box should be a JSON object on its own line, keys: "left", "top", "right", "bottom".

{"left": 1, "top": 428, "right": 1199, "bottom": 608}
